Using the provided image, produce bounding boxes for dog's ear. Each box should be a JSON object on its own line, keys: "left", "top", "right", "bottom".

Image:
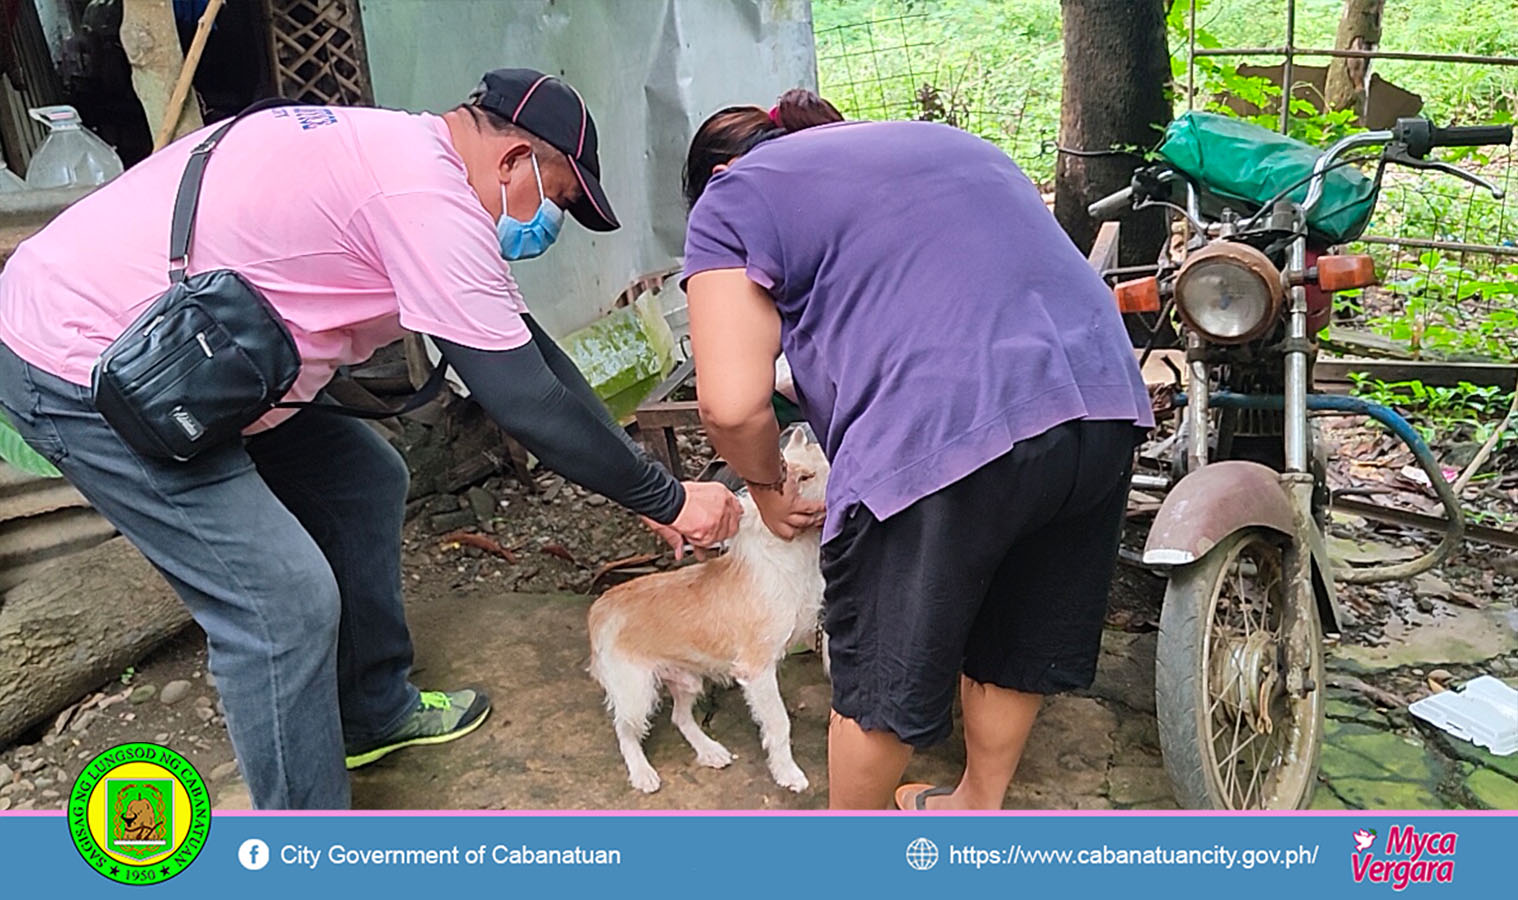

{"left": 785, "top": 427, "right": 808, "bottom": 453}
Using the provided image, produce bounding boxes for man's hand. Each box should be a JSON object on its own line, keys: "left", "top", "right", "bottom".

{"left": 751, "top": 472, "right": 825, "bottom": 540}
{"left": 643, "top": 481, "right": 742, "bottom": 560}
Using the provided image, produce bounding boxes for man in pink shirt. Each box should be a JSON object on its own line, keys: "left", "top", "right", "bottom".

{"left": 0, "top": 69, "right": 740, "bottom": 809}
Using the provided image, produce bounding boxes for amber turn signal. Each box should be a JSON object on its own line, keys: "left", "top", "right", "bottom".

{"left": 1315, "top": 254, "right": 1377, "bottom": 292}
{"left": 1114, "top": 276, "right": 1162, "bottom": 313}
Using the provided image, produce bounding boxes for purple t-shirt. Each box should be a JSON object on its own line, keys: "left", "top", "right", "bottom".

{"left": 683, "top": 120, "right": 1153, "bottom": 542}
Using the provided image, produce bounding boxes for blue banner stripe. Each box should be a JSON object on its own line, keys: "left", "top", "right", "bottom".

{"left": 2, "top": 812, "right": 1512, "bottom": 897}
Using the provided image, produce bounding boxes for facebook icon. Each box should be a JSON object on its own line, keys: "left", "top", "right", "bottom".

{"left": 238, "top": 838, "right": 270, "bottom": 871}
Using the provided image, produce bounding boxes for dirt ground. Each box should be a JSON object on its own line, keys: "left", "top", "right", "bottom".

{"left": 3, "top": 427, "right": 1517, "bottom": 812}
{"left": 4, "top": 539, "right": 1513, "bottom": 812}
{"left": 0, "top": 582, "right": 1164, "bottom": 813}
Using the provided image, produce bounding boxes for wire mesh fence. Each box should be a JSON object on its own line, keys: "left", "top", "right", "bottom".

{"left": 813, "top": 12, "right": 1059, "bottom": 182}
{"left": 1357, "top": 151, "right": 1518, "bottom": 360}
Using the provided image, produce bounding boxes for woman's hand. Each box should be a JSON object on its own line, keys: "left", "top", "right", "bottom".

{"left": 644, "top": 481, "right": 743, "bottom": 560}
{"left": 751, "top": 473, "right": 826, "bottom": 540}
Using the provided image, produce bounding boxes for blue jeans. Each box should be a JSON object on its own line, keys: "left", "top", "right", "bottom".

{"left": 0, "top": 341, "right": 418, "bottom": 808}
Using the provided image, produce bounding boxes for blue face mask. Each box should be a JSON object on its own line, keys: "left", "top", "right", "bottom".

{"left": 497, "top": 152, "right": 565, "bottom": 261}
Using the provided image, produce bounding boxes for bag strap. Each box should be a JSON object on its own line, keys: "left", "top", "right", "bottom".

{"left": 168, "top": 97, "right": 302, "bottom": 283}
{"left": 166, "top": 97, "right": 453, "bottom": 420}
{"left": 274, "top": 359, "right": 450, "bottom": 420}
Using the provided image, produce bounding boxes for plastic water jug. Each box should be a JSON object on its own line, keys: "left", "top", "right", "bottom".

{"left": 23, "top": 106, "right": 124, "bottom": 189}
{"left": 0, "top": 163, "right": 26, "bottom": 193}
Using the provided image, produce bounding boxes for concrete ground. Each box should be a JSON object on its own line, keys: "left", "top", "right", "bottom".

{"left": 346, "top": 588, "right": 1162, "bottom": 811}
{"left": 336, "top": 577, "right": 1518, "bottom": 812}
{"left": 7, "top": 556, "right": 1514, "bottom": 812}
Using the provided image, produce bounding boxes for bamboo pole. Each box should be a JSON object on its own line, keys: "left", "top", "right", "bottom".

{"left": 152, "top": 0, "right": 226, "bottom": 152}
{"left": 1451, "top": 386, "right": 1518, "bottom": 497}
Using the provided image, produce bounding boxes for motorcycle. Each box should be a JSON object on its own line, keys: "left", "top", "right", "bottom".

{"left": 1088, "top": 113, "right": 1514, "bottom": 809}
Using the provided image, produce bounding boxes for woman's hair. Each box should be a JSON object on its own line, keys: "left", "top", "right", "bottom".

{"left": 682, "top": 88, "right": 843, "bottom": 209}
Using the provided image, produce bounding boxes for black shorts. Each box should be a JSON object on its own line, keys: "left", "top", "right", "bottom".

{"left": 822, "top": 418, "right": 1140, "bottom": 748}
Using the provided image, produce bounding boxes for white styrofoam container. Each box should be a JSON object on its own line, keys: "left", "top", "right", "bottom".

{"left": 1408, "top": 676, "right": 1518, "bottom": 756}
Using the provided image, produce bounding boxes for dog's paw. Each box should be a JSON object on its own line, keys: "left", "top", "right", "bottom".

{"left": 628, "top": 765, "right": 661, "bottom": 794}
{"left": 694, "top": 743, "right": 734, "bottom": 769}
{"left": 771, "top": 761, "right": 809, "bottom": 793}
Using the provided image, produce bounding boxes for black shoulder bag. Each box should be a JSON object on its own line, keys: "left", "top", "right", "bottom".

{"left": 92, "top": 100, "right": 447, "bottom": 462}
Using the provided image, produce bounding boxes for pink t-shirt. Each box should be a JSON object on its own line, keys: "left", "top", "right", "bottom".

{"left": 0, "top": 106, "right": 529, "bottom": 431}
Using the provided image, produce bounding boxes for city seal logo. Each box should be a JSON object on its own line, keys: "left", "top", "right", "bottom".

{"left": 68, "top": 743, "right": 210, "bottom": 885}
{"left": 109, "top": 778, "right": 173, "bottom": 857}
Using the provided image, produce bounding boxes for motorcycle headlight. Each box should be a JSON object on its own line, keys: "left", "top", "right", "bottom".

{"left": 1174, "top": 242, "right": 1285, "bottom": 344}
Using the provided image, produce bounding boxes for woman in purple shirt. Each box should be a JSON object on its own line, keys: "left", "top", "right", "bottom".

{"left": 681, "top": 90, "right": 1153, "bottom": 810}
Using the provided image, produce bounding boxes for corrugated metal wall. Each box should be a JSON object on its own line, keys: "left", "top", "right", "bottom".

{"left": 0, "top": 0, "right": 64, "bottom": 173}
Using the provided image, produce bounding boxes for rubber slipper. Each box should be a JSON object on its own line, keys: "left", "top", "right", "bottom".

{"left": 895, "top": 783, "right": 955, "bottom": 810}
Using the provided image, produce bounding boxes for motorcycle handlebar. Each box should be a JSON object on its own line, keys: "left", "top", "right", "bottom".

{"left": 1394, "top": 118, "right": 1514, "bottom": 159}
{"left": 1087, "top": 185, "right": 1134, "bottom": 221}
{"left": 1432, "top": 123, "right": 1514, "bottom": 149}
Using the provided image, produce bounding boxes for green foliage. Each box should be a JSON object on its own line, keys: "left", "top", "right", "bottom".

{"left": 1349, "top": 374, "right": 1516, "bottom": 445}
{"left": 1167, "top": 0, "right": 1518, "bottom": 125}
{"left": 1169, "top": 0, "right": 1364, "bottom": 145}
{"left": 1368, "top": 253, "right": 1518, "bottom": 360}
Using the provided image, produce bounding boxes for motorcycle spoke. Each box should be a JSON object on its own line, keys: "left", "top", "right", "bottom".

{"left": 1210, "top": 564, "right": 1245, "bottom": 805}
{"left": 1215, "top": 726, "right": 1260, "bottom": 772}
{"left": 1243, "top": 727, "right": 1278, "bottom": 808}
{"left": 1200, "top": 536, "right": 1310, "bottom": 810}
{"left": 1207, "top": 623, "right": 1240, "bottom": 723}
{"left": 1221, "top": 692, "right": 1249, "bottom": 805}
{"left": 1238, "top": 564, "right": 1261, "bottom": 635}
{"left": 1227, "top": 566, "right": 1248, "bottom": 634}
{"left": 1207, "top": 673, "right": 1230, "bottom": 720}
{"left": 1261, "top": 565, "right": 1283, "bottom": 637}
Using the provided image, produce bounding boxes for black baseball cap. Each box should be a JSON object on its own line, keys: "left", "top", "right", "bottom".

{"left": 468, "top": 68, "right": 620, "bottom": 232}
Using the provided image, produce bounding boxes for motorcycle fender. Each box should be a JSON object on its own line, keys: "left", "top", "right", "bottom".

{"left": 1142, "top": 461, "right": 1295, "bottom": 566}
{"left": 1142, "top": 460, "right": 1343, "bottom": 635}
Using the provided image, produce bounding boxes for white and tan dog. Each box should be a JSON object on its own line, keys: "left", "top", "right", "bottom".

{"left": 588, "top": 428, "right": 828, "bottom": 793}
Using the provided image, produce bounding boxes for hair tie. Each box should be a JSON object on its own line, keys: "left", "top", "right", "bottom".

{"left": 767, "top": 106, "right": 781, "bottom": 126}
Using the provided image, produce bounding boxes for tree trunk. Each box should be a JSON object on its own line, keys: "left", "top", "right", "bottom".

{"left": 119, "top": 0, "right": 202, "bottom": 148}
{"left": 0, "top": 537, "right": 191, "bottom": 746}
{"left": 1324, "top": 0, "right": 1385, "bottom": 117}
{"left": 1054, "top": 0, "right": 1173, "bottom": 266}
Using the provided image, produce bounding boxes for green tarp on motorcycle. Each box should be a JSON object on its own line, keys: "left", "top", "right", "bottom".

{"left": 1156, "top": 111, "right": 1378, "bottom": 243}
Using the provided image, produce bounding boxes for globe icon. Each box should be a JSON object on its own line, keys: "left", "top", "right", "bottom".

{"left": 905, "top": 837, "right": 939, "bottom": 871}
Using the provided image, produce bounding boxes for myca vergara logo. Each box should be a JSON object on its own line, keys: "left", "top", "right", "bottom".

{"left": 68, "top": 743, "right": 211, "bottom": 886}
{"left": 1350, "top": 824, "right": 1457, "bottom": 891}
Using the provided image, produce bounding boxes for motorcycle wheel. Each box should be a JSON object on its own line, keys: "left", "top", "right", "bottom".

{"left": 1155, "top": 529, "right": 1325, "bottom": 809}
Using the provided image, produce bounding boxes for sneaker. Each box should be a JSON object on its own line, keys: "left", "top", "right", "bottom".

{"left": 344, "top": 688, "right": 491, "bottom": 770}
